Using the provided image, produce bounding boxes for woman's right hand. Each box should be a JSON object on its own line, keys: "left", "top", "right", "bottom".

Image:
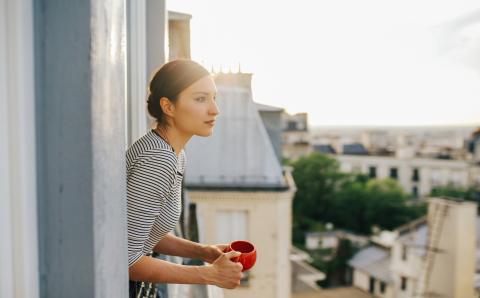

{"left": 207, "top": 250, "right": 243, "bottom": 289}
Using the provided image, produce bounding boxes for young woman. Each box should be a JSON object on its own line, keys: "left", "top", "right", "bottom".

{"left": 126, "top": 60, "right": 243, "bottom": 297}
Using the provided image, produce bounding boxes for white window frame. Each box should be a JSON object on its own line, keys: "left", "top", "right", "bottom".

{"left": 0, "top": 0, "right": 39, "bottom": 297}
{"left": 126, "top": 0, "right": 149, "bottom": 147}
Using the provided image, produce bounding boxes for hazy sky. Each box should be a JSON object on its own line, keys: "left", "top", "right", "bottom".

{"left": 168, "top": 0, "right": 480, "bottom": 126}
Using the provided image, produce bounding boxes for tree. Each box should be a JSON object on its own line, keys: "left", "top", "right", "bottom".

{"left": 430, "top": 185, "right": 480, "bottom": 206}
{"left": 291, "top": 153, "right": 348, "bottom": 225}
{"left": 291, "top": 153, "right": 426, "bottom": 236}
{"left": 364, "top": 179, "right": 421, "bottom": 230}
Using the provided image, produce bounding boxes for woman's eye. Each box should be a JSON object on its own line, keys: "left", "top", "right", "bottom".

{"left": 195, "top": 97, "right": 206, "bottom": 102}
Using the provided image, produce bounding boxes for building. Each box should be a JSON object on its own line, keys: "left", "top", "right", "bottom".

{"left": 256, "top": 103, "right": 285, "bottom": 163}
{"left": 185, "top": 72, "right": 297, "bottom": 298}
{"left": 335, "top": 154, "right": 480, "bottom": 197}
{"left": 168, "top": 11, "right": 192, "bottom": 60}
{"left": 282, "top": 112, "right": 312, "bottom": 161}
{"left": 466, "top": 128, "right": 480, "bottom": 163}
{"left": 290, "top": 246, "right": 326, "bottom": 293}
{"left": 305, "top": 231, "right": 369, "bottom": 251}
{"left": 349, "top": 198, "right": 477, "bottom": 298}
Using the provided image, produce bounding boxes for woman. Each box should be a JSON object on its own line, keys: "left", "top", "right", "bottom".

{"left": 126, "top": 60, "right": 243, "bottom": 297}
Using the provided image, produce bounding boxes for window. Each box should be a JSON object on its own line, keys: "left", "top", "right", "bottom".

{"left": 216, "top": 211, "right": 248, "bottom": 243}
{"left": 401, "top": 245, "right": 408, "bottom": 261}
{"left": 389, "top": 167, "right": 398, "bottom": 179}
{"left": 369, "top": 277, "right": 375, "bottom": 293}
{"left": 380, "top": 282, "right": 386, "bottom": 293}
{"left": 412, "top": 168, "right": 420, "bottom": 182}
{"left": 401, "top": 276, "right": 407, "bottom": 291}
{"left": 412, "top": 186, "right": 418, "bottom": 198}
{"left": 369, "top": 166, "right": 377, "bottom": 178}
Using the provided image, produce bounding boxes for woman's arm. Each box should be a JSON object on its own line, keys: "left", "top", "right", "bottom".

{"left": 129, "top": 251, "right": 243, "bottom": 289}
{"left": 153, "top": 233, "right": 227, "bottom": 263}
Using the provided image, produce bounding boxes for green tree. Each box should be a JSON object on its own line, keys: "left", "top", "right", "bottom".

{"left": 364, "top": 179, "right": 420, "bottom": 230}
{"left": 291, "top": 153, "right": 348, "bottom": 225}
{"left": 430, "top": 185, "right": 480, "bottom": 207}
{"left": 291, "top": 153, "right": 426, "bottom": 236}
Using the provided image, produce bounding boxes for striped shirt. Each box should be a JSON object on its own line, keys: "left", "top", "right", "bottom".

{"left": 126, "top": 129, "right": 186, "bottom": 267}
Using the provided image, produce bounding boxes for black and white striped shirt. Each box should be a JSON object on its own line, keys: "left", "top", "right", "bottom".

{"left": 126, "top": 129, "right": 186, "bottom": 267}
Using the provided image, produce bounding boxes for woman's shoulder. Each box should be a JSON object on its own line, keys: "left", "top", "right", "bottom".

{"left": 126, "top": 130, "right": 178, "bottom": 166}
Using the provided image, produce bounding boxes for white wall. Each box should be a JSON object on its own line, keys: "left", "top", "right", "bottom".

{"left": 337, "top": 155, "right": 475, "bottom": 196}
{"left": 352, "top": 270, "right": 370, "bottom": 293}
{"left": 0, "top": 0, "right": 39, "bottom": 297}
{"left": 189, "top": 190, "right": 294, "bottom": 298}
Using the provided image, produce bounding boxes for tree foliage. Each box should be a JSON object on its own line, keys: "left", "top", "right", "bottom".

{"left": 291, "top": 153, "right": 426, "bottom": 238}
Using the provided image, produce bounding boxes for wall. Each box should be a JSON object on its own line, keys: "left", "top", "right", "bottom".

{"left": 34, "top": 0, "right": 128, "bottom": 296}
{"left": 189, "top": 190, "right": 294, "bottom": 298}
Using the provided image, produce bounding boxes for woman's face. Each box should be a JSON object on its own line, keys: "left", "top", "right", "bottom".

{"left": 173, "top": 75, "right": 219, "bottom": 137}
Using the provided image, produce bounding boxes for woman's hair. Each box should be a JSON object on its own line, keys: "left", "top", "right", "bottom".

{"left": 147, "top": 59, "right": 210, "bottom": 126}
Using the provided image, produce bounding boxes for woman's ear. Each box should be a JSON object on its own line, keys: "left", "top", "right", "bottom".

{"left": 159, "top": 97, "right": 175, "bottom": 117}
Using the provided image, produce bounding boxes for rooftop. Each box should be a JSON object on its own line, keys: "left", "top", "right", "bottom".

{"left": 348, "top": 245, "right": 393, "bottom": 283}
{"left": 255, "top": 102, "right": 284, "bottom": 113}
{"left": 185, "top": 73, "right": 287, "bottom": 190}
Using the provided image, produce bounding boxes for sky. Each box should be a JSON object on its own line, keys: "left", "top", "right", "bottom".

{"left": 168, "top": 0, "right": 480, "bottom": 127}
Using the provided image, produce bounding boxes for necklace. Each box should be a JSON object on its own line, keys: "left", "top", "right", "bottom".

{"left": 155, "top": 126, "right": 174, "bottom": 151}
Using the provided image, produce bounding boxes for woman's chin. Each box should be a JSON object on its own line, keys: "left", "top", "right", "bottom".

{"left": 195, "top": 128, "right": 214, "bottom": 137}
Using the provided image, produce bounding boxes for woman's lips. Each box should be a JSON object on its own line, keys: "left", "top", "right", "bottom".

{"left": 205, "top": 120, "right": 216, "bottom": 126}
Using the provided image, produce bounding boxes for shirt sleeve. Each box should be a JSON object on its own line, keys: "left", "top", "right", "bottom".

{"left": 126, "top": 149, "right": 177, "bottom": 267}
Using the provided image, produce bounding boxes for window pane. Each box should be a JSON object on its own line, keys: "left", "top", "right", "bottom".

{"left": 216, "top": 211, "right": 248, "bottom": 243}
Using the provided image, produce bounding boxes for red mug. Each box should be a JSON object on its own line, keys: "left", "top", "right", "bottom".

{"left": 223, "top": 240, "right": 257, "bottom": 272}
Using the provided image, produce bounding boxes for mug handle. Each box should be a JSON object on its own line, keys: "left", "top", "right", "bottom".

{"left": 223, "top": 247, "right": 240, "bottom": 263}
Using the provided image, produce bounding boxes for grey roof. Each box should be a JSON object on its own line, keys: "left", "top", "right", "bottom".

{"left": 184, "top": 74, "right": 287, "bottom": 190}
{"left": 398, "top": 216, "right": 480, "bottom": 260}
{"left": 350, "top": 215, "right": 480, "bottom": 285}
{"left": 313, "top": 144, "right": 336, "bottom": 154}
{"left": 255, "top": 102, "right": 284, "bottom": 113}
{"left": 343, "top": 143, "right": 369, "bottom": 155}
{"left": 348, "top": 245, "right": 393, "bottom": 283}
{"left": 397, "top": 224, "right": 428, "bottom": 257}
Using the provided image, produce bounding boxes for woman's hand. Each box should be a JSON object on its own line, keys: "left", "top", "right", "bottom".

{"left": 201, "top": 243, "right": 229, "bottom": 264}
{"left": 204, "top": 250, "right": 243, "bottom": 289}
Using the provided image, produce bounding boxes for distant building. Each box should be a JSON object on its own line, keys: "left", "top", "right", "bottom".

{"left": 349, "top": 198, "right": 477, "bottom": 298}
{"left": 305, "top": 231, "right": 369, "bottom": 250}
{"left": 290, "top": 246, "right": 326, "bottom": 294}
{"left": 313, "top": 144, "right": 336, "bottom": 155}
{"left": 185, "top": 72, "right": 296, "bottom": 298}
{"left": 336, "top": 154, "right": 480, "bottom": 197}
{"left": 282, "top": 112, "right": 312, "bottom": 161}
{"left": 342, "top": 143, "right": 369, "bottom": 156}
{"left": 256, "top": 103, "right": 285, "bottom": 163}
{"left": 466, "top": 128, "right": 480, "bottom": 163}
{"left": 361, "top": 130, "right": 391, "bottom": 153}
{"left": 168, "top": 11, "right": 192, "bottom": 60}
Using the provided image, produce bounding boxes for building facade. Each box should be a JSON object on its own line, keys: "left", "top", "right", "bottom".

{"left": 349, "top": 198, "right": 477, "bottom": 298}
{"left": 185, "top": 72, "right": 296, "bottom": 298}
{"left": 282, "top": 113, "right": 312, "bottom": 161}
{"left": 336, "top": 154, "right": 480, "bottom": 197}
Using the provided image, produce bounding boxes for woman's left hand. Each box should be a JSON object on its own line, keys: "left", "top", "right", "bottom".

{"left": 201, "top": 243, "right": 229, "bottom": 264}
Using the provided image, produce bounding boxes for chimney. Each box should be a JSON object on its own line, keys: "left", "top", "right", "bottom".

{"left": 214, "top": 72, "right": 252, "bottom": 90}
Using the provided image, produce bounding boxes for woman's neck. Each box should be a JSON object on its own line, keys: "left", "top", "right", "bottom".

{"left": 155, "top": 124, "right": 191, "bottom": 157}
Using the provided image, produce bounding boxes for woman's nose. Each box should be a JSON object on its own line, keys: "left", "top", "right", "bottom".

{"left": 209, "top": 100, "right": 220, "bottom": 116}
